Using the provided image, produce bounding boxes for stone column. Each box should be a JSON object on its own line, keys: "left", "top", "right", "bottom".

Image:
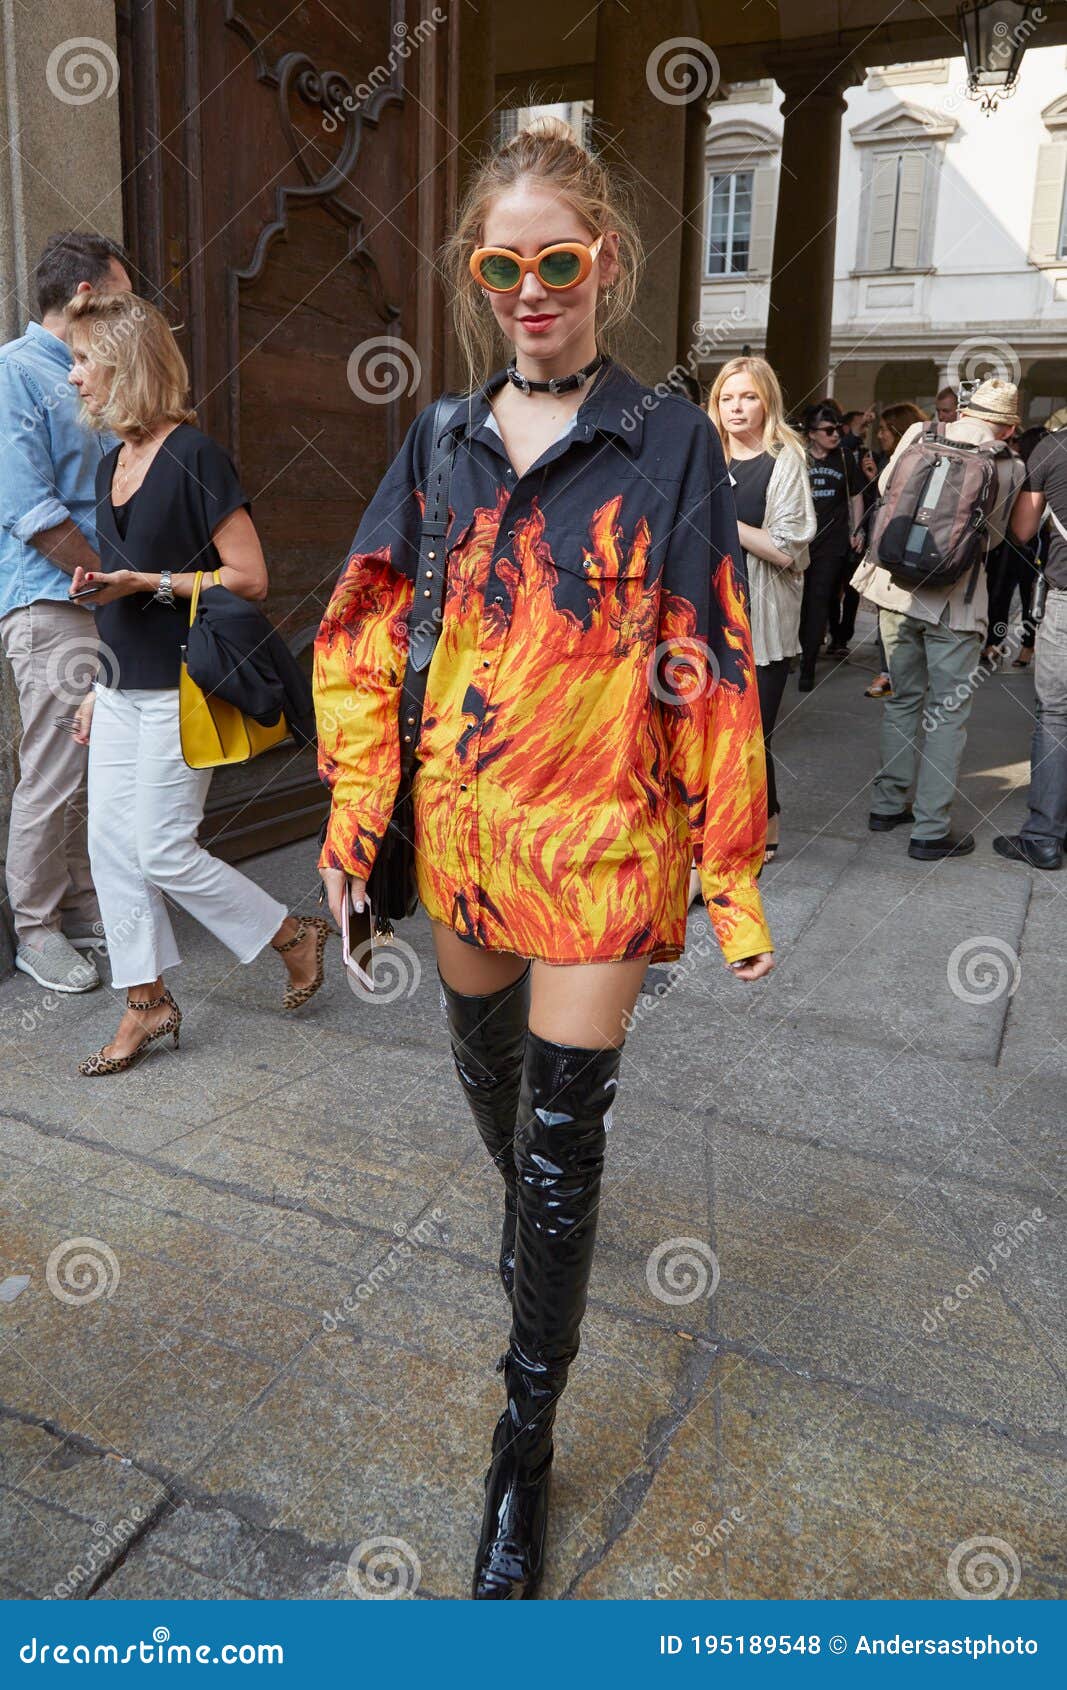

{"left": 763, "top": 52, "right": 860, "bottom": 413}
{"left": 677, "top": 93, "right": 710, "bottom": 381}
{"left": 594, "top": 0, "right": 700, "bottom": 384}
{"left": 0, "top": 2, "right": 123, "bottom": 975}
{"left": 444, "top": 0, "right": 496, "bottom": 396}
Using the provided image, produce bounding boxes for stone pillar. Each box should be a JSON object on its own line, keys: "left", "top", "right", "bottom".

{"left": 678, "top": 93, "right": 710, "bottom": 383}
{"left": 0, "top": 2, "right": 123, "bottom": 975}
{"left": 594, "top": 0, "right": 698, "bottom": 384}
{"left": 444, "top": 0, "right": 496, "bottom": 396}
{"left": 763, "top": 53, "right": 860, "bottom": 413}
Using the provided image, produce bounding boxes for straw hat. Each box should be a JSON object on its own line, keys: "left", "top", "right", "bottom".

{"left": 959, "top": 377, "right": 1020, "bottom": 428}
{"left": 1046, "top": 403, "right": 1067, "bottom": 433}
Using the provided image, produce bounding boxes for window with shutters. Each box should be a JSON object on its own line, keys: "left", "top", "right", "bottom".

{"left": 703, "top": 121, "right": 779, "bottom": 278}
{"left": 1030, "top": 96, "right": 1067, "bottom": 265}
{"left": 850, "top": 104, "right": 954, "bottom": 275}
{"left": 863, "top": 149, "right": 930, "bottom": 270}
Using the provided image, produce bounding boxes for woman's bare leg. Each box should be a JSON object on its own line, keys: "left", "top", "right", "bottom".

{"left": 529, "top": 956, "right": 650, "bottom": 1049}
{"left": 431, "top": 920, "right": 530, "bottom": 996}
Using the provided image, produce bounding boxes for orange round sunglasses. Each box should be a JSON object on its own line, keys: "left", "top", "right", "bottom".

{"left": 469, "top": 234, "right": 605, "bottom": 293}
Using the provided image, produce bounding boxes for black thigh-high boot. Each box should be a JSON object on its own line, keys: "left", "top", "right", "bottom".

{"left": 472, "top": 1030, "right": 623, "bottom": 1600}
{"left": 439, "top": 963, "right": 531, "bottom": 1301}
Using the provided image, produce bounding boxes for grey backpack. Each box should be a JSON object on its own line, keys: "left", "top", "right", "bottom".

{"left": 870, "top": 423, "right": 1007, "bottom": 600}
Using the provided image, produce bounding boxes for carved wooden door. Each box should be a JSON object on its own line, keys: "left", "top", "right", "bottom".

{"left": 115, "top": 0, "right": 460, "bottom": 858}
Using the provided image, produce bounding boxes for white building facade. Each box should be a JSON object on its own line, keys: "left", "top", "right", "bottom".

{"left": 700, "top": 48, "right": 1067, "bottom": 423}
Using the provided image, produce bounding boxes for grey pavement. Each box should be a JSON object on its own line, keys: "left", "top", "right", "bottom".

{"left": 1, "top": 614, "right": 1064, "bottom": 1601}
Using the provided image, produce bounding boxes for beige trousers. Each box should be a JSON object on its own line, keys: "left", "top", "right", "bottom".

{"left": 0, "top": 599, "right": 101, "bottom": 945}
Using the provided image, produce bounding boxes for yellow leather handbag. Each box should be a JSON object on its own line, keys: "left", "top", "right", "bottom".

{"left": 178, "top": 570, "right": 289, "bottom": 769}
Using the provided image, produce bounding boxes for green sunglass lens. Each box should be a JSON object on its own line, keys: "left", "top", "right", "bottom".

{"left": 538, "top": 251, "right": 581, "bottom": 287}
{"left": 480, "top": 254, "right": 521, "bottom": 290}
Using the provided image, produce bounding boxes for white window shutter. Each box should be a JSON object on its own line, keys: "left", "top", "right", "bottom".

{"left": 866, "top": 153, "right": 899, "bottom": 270}
{"left": 892, "top": 149, "right": 926, "bottom": 268}
{"left": 746, "top": 167, "right": 777, "bottom": 274}
{"left": 1029, "top": 142, "right": 1067, "bottom": 262}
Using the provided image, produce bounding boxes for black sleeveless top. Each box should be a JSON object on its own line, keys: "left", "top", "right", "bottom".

{"left": 93, "top": 423, "right": 250, "bottom": 689}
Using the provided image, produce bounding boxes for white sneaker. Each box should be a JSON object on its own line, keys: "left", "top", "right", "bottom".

{"left": 15, "top": 933, "right": 100, "bottom": 992}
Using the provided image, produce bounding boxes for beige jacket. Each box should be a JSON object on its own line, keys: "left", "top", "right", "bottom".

{"left": 741, "top": 444, "right": 816, "bottom": 665}
{"left": 850, "top": 417, "right": 1024, "bottom": 637}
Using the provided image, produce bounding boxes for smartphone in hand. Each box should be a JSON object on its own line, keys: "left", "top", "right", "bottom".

{"left": 340, "top": 886, "right": 374, "bottom": 992}
{"left": 69, "top": 583, "right": 101, "bottom": 600}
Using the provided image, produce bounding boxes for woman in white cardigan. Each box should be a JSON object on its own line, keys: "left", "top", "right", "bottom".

{"left": 709, "top": 357, "right": 815, "bottom": 865}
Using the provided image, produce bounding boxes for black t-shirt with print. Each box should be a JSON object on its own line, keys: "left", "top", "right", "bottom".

{"left": 93, "top": 423, "right": 251, "bottom": 689}
{"left": 807, "top": 446, "right": 852, "bottom": 561}
{"left": 1026, "top": 429, "right": 1067, "bottom": 590}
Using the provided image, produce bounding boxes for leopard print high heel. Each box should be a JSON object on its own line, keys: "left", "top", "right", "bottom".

{"left": 78, "top": 988, "right": 182, "bottom": 1077}
{"left": 274, "top": 915, "right": 331, "bottom": 1011}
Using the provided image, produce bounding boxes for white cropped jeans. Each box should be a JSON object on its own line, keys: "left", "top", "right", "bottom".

{"left": 87, "top": 685, "right": 287, "bottom": 989}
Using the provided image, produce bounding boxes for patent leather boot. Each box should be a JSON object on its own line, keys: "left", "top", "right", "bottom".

{"left": 472, "top": 1031, "right": 623, "bottom": 1599}
{"left": 440, "top": 963, "right": 531, "bottom": 1301}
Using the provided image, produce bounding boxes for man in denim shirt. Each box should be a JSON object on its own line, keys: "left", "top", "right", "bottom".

{"left": 0, "top": 231, "right": 131, "bottom": 990}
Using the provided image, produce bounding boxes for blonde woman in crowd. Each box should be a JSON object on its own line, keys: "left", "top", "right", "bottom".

{"left": 706, "top": 356, "right": 815, "bottom": 867}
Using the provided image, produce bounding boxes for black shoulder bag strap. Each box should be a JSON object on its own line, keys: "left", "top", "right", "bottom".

{"left": 398, "top": 393, "right": 464, "bottom": 784}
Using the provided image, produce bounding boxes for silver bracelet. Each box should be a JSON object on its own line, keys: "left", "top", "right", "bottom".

{"left": 154, "top": 568, "right": 176, "bottom": 608}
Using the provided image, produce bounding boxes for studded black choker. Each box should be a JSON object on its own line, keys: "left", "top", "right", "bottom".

{"left": 505, "top": 352, "right": 605, "bottom": 396}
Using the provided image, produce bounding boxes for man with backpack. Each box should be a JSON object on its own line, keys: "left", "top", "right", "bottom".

{"left": 993, "top": 416, "right": 1067, "bottom": 869}
{"left": 851, "top": 378, "right": 1024, "bottom": 859}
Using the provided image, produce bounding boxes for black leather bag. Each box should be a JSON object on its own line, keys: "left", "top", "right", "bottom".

{"left": 365, "top": 393, "right": 463, "bottom": 936}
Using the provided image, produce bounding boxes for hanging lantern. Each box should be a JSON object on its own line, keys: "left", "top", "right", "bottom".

{"left": 958, "top": 0, "right": 1040, "bottom": 112}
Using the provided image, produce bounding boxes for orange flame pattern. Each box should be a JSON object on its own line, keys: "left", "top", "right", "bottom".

{"left": 315, "top": 461, "right": 772, "bottom": 964}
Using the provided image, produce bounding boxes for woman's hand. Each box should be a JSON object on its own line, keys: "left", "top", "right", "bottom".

{"left": 726, "top": 952, "right": 774, "bottom": 982}
{"left": 71, "top": 693, "right": 95, "bottom": 746}
{"left": 70, "top": 565, "right": 142, "bottom": 605}
{"left": 319, "top": 865, "right": 367, "bottom": 930}
{"left": 860, "top": 451, "right": 878, "bottom": 482}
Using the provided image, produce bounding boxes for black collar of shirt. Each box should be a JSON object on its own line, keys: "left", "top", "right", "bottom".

{"left": 438, "top": 354, "right": 646, "bottom": 456}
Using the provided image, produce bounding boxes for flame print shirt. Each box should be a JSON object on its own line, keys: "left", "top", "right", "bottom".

{"left": 314, "top": 356, "right": 772, "bottom": 965}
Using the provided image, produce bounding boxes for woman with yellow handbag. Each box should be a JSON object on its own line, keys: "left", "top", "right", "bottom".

{"left": 63, "top": 290, "right": 330, "bottom": 1075}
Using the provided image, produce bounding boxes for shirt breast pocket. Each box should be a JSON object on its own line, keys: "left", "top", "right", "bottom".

{"left": 539, "top": 498, "right": 658, "bottom": 660}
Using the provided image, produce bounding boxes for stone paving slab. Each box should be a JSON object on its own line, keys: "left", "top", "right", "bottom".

{"left": 0, "top": 1418, "right": 163, "bottom": 1600}
{"left": 571, "top": 1351, "right": 1064, "bottom": 1600}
